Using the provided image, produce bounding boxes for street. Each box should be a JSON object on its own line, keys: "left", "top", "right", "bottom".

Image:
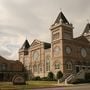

{"left": 32, "top": 84, "right": 90, "bottom": 90}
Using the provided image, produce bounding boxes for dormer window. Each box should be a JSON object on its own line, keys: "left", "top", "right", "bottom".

{"left": 60, "top": 19, "right": 63, "bottom": 23}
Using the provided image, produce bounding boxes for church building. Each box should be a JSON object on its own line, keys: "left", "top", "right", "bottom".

{"left": 19, "top": 11, "right": 90, "bottom": 80}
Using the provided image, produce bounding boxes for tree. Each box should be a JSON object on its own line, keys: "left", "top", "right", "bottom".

{"left": 56, "top": 71, "right": 63, "bottom": 84}
{"left": 47, "top": 72, "right": 54, "bottom": 81}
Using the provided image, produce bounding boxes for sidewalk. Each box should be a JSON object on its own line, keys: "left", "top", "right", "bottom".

{"left": 52, "top": 82, "right": 74, "bottom": 87}
{"left": 32, "top": 83, "right": 90, "bottom": 89}
{"left": 31, "top": 83, "right": 74, "bottom": 89}
{"left": 54, "top": 82, "right": 90, "bottom": 87}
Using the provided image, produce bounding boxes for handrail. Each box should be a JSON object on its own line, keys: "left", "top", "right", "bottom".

{"left": 76, "top": 69, "right": 84, "bottom": 76}
{"left": 65, "top": 74, "right": 75, "bottom": 84}
{"left": 65, "top": 69, "right": 86, "bottom": 84}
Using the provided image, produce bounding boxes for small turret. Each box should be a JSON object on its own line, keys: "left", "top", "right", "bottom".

{"left": 19, "top": 39, "right": 30, "bottom": 55}
{"left": 19, "top": 39, "right": 30, "bottom": 64}
{"left": 20, "top": 39, "right": 30, "bottom": 50}
{"left": 82, "top": 23, "right": 90, "bottom": 41}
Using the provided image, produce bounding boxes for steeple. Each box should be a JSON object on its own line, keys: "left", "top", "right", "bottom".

{"left": 82, "top": 23, "right": 90, "bottom": 41}
{"left": 54, "top": 11, "right": 69, "bottom": 25}
{"left": 82, "top": 23, "right": 90, "bottom": 35}
{"left": 20, "top": 39, "right": 30, "bottom": 50}
{"left": 50, "top": 11, "right": 73, "bottom": 40}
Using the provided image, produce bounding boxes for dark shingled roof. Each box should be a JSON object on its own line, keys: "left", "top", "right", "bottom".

{"left": 20, "top": 39, "right": 30, "bottom": 50}
{"left": 82, "top": 23, "right": 90, "bottom": 35}
{"left": 54, "top": 11, "right": 69, "bottom": 25}
{"left": 44, "top": 42, "right": 51, "bottom": 49}
{"left": 0, "top": 55, "right": 21, "bottom": 64}
{"left": 74, "top": 36, "right": 89, "bottom": 43}
{"left": 0, "top": 55, "right": 7, "bottom": 61}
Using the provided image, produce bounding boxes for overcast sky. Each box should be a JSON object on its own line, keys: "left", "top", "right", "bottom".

{"left": 0, "top": 0, "right": 90, "bottom": 60}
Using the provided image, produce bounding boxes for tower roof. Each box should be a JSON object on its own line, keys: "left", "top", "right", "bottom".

{"left": 20, "top": 39, "right": 30, "bottom": 50}
{"left": 82, "top": 23, "right": 90, "bottom": 35}
{"left": 54, "top": 11, "right": 69, "bottom": 25}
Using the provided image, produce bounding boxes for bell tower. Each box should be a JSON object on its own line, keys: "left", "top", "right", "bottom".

{"left": 50, "top": 11, "right": 73, "bottom": 74}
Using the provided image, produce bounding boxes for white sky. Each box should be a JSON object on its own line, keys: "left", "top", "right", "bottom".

{"left": 0, "top": 0, "right": 90, "bottom": 60}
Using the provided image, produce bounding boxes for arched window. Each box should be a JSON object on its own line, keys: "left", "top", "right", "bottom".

{"left": 66, "top": 62, "right": 72, "bottom": 70}
{"left": 24, "top": 57, "right": 30, "bottom": 70}
{"left": 39, "top": 65, "right": 42, "bottom": 72}
{"left": 33, "top": 65, "right": 37, "bottom": 72}
{"left": 53, "top": 46, "right": 60, "bottom": 57}
{"left": 33, "top": 51, "right": 39, "bottom": 61}
{"left": 46, "top": 55, "right": 50, "bottom": 71}
{"left": 0, "top": 64, "right": 7, "bottom": 71}
{"left": 37, "top": 64, "right": 40, "bottom": 73}
{"left": 46, "top": 60, "right": 50, "bottom": 71}
{"left": 55, "top": 63, "right": 60, "bottom": 69}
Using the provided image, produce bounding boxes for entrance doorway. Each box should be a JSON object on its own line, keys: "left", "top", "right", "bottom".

{"left": 76, "top": 66, "right": 80, "bottom": 73}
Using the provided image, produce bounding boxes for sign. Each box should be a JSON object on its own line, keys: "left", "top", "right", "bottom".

{"left": 12, "top": 75, "right": 26, "bottom": 85}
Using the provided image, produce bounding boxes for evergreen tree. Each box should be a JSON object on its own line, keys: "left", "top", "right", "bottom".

{"left": 47, "top": 72, "right": 54, "bottom": 81}
{"left": 56, "top": 71, "right": 63, "bottom": 84}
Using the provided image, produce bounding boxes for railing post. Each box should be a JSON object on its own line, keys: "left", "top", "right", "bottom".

{"left": 65, "top": 78, "right": 67, "bottom": 84}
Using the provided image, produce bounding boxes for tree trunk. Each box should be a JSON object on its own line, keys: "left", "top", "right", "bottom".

{"left": 58, "top": 79, "right": 60, "bottom": 84}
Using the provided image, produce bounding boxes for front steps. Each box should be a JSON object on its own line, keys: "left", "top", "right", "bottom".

{"left": 64, "top": 69, "right": 86, "bottom": 84}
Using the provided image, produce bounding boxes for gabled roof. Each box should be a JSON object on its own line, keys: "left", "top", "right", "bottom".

{"left": 82, "top": 23, "right": 90, "bottom": 35}
{"left": 54, "top": 11, "right": 69, "bottom": 25}
{"left": 0, "top": 55, "right": 7, "bottom": 61}
{"left": 30, "top": 39, "right": 41, "bottom": 47}
{"left": 0, "top": 55, "right": 21, "bottom": 64}
{"left": 20, "top": 39, "right": 30, "bottom": 50}
{"left": 74, "top": 36, "right": 89, "bottom": 43}
{"left": 30, "top": 39, "right": 51, "bottom": 49}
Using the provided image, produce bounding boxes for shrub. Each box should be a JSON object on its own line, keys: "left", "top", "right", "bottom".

{"left": 47, "top": 72, "right": 54, "bottom": 81}
{"left": 41, "top": 77, "right": 48, "bottom": 81}
{"left": 32, "top": 76, "right": 41, "bottom": 81}
{"left": 56, "top": 71, "right": 63, "bottom": 80}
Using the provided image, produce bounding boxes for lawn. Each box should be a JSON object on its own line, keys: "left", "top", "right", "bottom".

{"left": 0, "top": 81, "right": 57, "bottom": 90}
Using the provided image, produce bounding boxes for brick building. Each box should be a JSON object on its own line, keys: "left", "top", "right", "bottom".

{"left": 0, "top": 56, "right": 25, "bottom": 81}
{"left": 19, "top": 11, "right": 90, "bottom": 80}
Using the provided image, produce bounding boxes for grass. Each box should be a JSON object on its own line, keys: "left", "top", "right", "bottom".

{"left": 28, "top": 81, "right": 57, "bottom": 88}
{"left": 0, "top": 81, "right": 57, "bottom": 90}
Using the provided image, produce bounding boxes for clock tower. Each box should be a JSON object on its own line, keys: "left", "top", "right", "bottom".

{"left": 50, "top": 11, "right": 73, "bottom": 74}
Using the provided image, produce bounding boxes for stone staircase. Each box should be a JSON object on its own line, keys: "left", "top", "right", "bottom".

{"left": 59, "top": 73, "right": 71, "bottom": 83}
{"left": 65, "top": 69, "right": 86, "bottom": 84}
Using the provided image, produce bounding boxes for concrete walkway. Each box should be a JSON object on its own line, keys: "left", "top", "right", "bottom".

{"left": 32, "top": 83, "right": 90, "bottom": 90}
